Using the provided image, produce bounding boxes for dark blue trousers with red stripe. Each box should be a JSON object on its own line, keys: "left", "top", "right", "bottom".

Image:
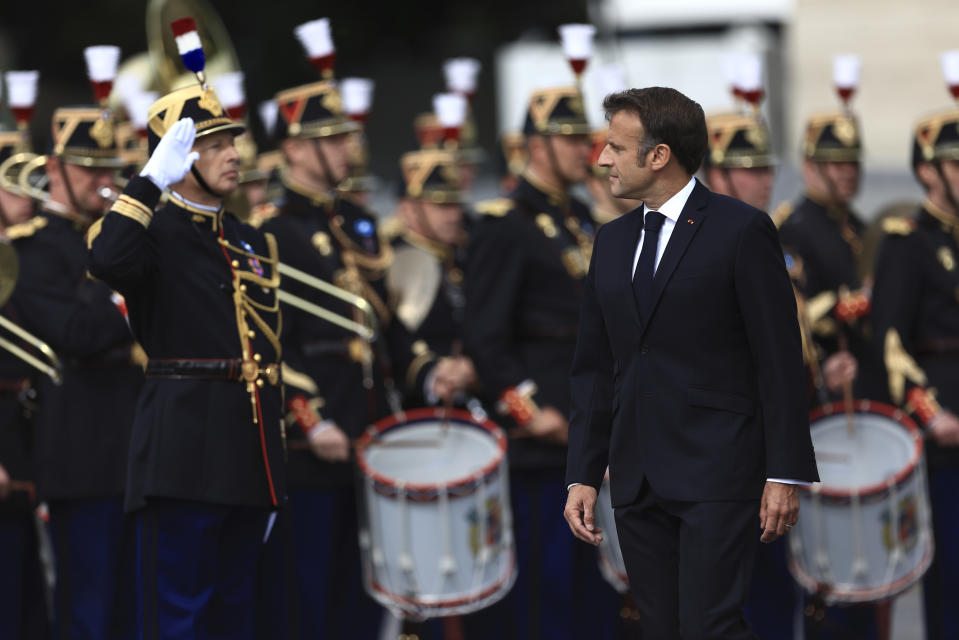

{"left": 134, "top": 499, "right": 270, "bottom": 640}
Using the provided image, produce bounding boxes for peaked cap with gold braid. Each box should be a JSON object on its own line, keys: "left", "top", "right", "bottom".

{"left": 400, "top": 149, "right": 464, "bottom": 204}
{"left": 273, "top": 81, "right": 359, "bottom": 140}
{"left": 522, "top": 86, "right": 590, "bottom": 136}
{"left": 803, "top": 109, "right": 861, "bottom": 163}
{"left": 50, "top": 106, "right": 125, "bottom": 168}
{"left": 146, "top": 85, "right": 244, "bottom": 154}
{"left": 704, "top": 112, "right": 775, "bottom": 169}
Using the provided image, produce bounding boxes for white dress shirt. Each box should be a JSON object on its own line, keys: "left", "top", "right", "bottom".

{"left": 569, "top": 177, "right": 809, "bottom": 489}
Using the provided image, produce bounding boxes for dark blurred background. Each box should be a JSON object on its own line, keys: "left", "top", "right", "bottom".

{"left": 0, "top": 0, "right": 590, "bottom": 181}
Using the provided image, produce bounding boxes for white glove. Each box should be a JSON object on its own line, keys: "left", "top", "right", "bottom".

{"left": 140, "top": 118, "right": 199, "bottom": 190}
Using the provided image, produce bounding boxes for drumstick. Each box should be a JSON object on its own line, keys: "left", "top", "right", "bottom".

{"left": 838, "top": 335, "right": 855, "bottom": 436}
{"left": 440, "top": 340, "right": 464, "bottom": 439}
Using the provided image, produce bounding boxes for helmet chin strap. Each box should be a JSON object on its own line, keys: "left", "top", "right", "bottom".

{"left": 311, "top": 138, "right": 338, "bottom": 192}
{"left": 544, "top": 135, "right": 570, "bottom": 192}
{"left": 190, "top": 164, "right": 227, "bottom": 201}
{"left": 719, "top": 167, "right": 740, "bottom": 202}
{"left": 933, "top": 160, "right": 959, "bottom": 215}
{"left": 57, "top": 159, "right": 93, "bottom": 218}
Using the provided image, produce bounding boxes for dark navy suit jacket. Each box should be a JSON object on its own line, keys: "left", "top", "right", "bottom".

{"left": 565, "top": 180, "right": 819, "bottom": 507}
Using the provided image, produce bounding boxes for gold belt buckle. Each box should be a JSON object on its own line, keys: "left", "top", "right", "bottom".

{"left": 241, "top": 359, "right": 259, "bottom": 383}
{"left": 241, "top": 359, "right": 280, "bottom": 386}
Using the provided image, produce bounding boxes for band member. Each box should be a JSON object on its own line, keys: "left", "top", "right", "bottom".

{"left": 564, "top": 87, "right": 818, "bottom": 639}
{"left": 386, "top": 149, "right": 476, "bottom": 408}
{"left": 464, "top": 85, "right": 620, "bottom": 640}
{"left": 258, "top": 77, "right": 391, "bottom": 638}
{"left": 871, "top": 102, "right": 959, "bottom": 640}
{"left": 7, "top": 101, "right": 142, "bottom": 637}
{"left": 88, "top": 25, "right": 286, "bottom": 636}
{"left": 774, "top": 109, "right": 880, "bottom": 403}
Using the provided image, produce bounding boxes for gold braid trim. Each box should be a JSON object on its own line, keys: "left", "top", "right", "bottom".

{"left": 406, "top": 351, "right": 437, "bottom": 390}
{"left": 111, "top": 194, "right": 154, "bottom": 228}
{"left": 281, "top": 363, "right": 319, "bottom": 395}
{"left": 884, "top": 328, "right": 928, "bottom": 405}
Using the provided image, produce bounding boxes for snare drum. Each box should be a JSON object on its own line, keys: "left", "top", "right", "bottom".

{"left": 595, "top": 474, "right": 629, "bottom": 594}
{"left": 355, "top": 408, "right": 516, "bottom": 619}
{"left": 788, "top": 401, "right": 934, "bottom": 604}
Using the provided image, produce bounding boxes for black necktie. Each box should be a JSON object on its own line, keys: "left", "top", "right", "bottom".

{"left": 633, "top": 210, "right": 665, "bottom": 321}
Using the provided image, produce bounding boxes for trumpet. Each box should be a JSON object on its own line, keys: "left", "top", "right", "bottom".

{"left": 0, "top": 242, "right": 63, "bottom": 384}
{"left": 277, "top": 262, "right": 378, "bottom": 341}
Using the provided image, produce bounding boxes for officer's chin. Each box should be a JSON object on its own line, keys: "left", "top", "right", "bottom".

{"left": 218, "top": 173, "right": 240, "bottom": 194}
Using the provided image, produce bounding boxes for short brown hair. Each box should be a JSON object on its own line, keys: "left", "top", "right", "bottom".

{"left": 603, "top": 87, "right": 708, "bottom": 175}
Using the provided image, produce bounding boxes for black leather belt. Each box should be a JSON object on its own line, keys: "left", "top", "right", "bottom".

{"left": 146, "top": 358, "right": 281, "bottom": 386}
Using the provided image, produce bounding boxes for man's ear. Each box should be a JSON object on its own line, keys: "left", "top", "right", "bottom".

{"left": 915, "top": 162, "right": 938, "bottom": 192}
{"left": 649, "top": 143, "right": 672, "bottom": 171}
{"left": 280, "top": 138, "right": 301, "bottom": 164}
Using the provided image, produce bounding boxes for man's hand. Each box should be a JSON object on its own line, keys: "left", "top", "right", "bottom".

{"left": 431, "top": 356, "right": 478, "bottom": 402}
{"left": 929, "top": 411, "right": 959, "bottom": 447}
{"left": 564, "top": 484, "right": 603, "bottom": 546}
{"left": 0, "top": 464, "right": 9, "bottom": 501}
{"left": 760, "top": 481, "right": 799, "bottom": 543}
{"left": 140, "top": 118, "right": 199, "bottom": 190}
{"left": 513, "top": 406, "right": 568, "bottom": 444}
{"left": 822, "top": 351, "right": 857, "bottom": 393}
{"left": 307, "top": 422, "right": 351, "bottom": 462}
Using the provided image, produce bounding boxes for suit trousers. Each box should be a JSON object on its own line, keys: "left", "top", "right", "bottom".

{"left": 134, "top": 499, "right": 269, "bottom": 640}
{"left": 614, "top": 480, "right": 759, "bottom": 640}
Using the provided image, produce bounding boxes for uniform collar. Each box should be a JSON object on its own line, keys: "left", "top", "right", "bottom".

{"left": 39, "top": 200, "right": 95, "bottom": 232}
{"left": 282, "top": 172, "right": 334, "bottom": 209}
{"left": 521, "top": 169, "right": 569, "bottom": 208}
{"left": 168, "top": 190, "right": 224, "bottom": 231}
{"left": 401, "top": 227, "right": 453, "bottom": 261}
{"left": 922, "top": 198, "right": 959, "bottom": 232}
{"left": 803, "top": 190, "right": 851, "bottom": 222}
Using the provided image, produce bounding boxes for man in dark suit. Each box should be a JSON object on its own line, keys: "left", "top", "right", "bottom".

{"left": 564, "top": 87, "right": 819, "bottom": 639}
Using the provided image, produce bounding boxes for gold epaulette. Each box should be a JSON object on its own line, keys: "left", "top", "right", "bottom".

{"left": 770, "top": 201, "right": 793, "bottom": 229}
{"left": 881, "top": 217, "right": 916, "bottom": 236}
{"left": 475, "top": 198, "right": 514, "bottom": 218}
{"left": 86, "top": 217, "right": 104, "bottom": 249}
{"left": 248, "top": 203, "right": 278, "bottom": 229}
{"left": 5, "top": 216, "right": 47, "bottom": 240}
{"left": 379, "top": 214, "right": 405, "bottom": 241}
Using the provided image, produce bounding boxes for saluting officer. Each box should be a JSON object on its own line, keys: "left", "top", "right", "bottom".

{"left": 88, "top": 29, "right": 286, "bottom": 636}
{"left": 258, "top": 77, "right": 391, "bottom": 638}
{"left": 463, "top": 86, "right": 619, "bottom": 640}
{"left": 387, "top": 148, "right": 476, "bottom": 407}
{"left": 871, "top": 103, "right": 959, "bottom": 640}
{"left": 6, "top": 102, "right": 143, "bottom": 637}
